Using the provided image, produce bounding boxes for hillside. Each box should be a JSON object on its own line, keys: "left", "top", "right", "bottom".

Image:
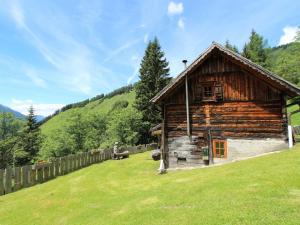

{"left": 0, "top": 104, "right": 25, "bottom": 120}
{"left": 267, "top": 42, "right": 300, "bottom": 86}
{"left": 39, "top": 90, "right": 141, "bottom": 159}
{"left": 1, "top": 146, "right": 300, "bottom": 225}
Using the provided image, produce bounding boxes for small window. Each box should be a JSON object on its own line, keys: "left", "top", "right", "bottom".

{"left": 213, "top": 140, "right": 227, "bottom": 158}
{"left": 193, "top": 81, "right": 223, "bottom": 102}
{"left": 203, "top": 86, "right": 213, "bottom": 98}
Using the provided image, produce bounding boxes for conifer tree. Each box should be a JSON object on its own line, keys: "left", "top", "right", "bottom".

{"left": 243, "top": 30, "right": 268, "bottom": 66}
{"left": 135, "top": 37, "right": 170, "bottom": 143}
{"left": 15, "top": 106, "right": 42, "bottom": 165}
{"left": 225, "top": 40, "right": 239, "bottom": 53}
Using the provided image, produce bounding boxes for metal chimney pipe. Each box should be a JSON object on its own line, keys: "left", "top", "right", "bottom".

{"left": 183, "top": 59, "right": 191, "bottom": 139}
{"left": 182, "top": 59, "right": 188, "bottom": 68}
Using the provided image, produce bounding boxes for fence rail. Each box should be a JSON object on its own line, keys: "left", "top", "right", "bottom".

{"left": 0, "top": 143, "right": 157, "bottom": 196}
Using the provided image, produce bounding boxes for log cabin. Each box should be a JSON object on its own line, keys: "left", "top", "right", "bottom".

{"left": 151, "top": 42, "right": 300, "bottom": 169}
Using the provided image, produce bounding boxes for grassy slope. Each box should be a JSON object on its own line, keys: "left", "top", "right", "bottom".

{"left": 41, "top": 91, "right": 136, "bottom": 136}
{"left": 1, "top": 146, "right": 300, "bottom": 225}
{"left": 288, "top": 105, "right": 300, "bottom": 125}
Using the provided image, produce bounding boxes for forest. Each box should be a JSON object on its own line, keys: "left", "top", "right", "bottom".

{"left": 1, "top": 29, "right": 300, "bottom": 169}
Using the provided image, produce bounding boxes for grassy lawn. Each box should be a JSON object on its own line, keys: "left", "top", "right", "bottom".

{"left": 1, "top": 147, "right": 300, "bottom": 225}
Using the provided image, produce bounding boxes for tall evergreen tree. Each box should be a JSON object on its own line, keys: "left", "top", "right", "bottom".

{"left": 135, "top": 37, "right": 170, "bottom": 143}
{"left": 225, "top": 40, "right": 239, "bottom": 53}
{"left": 15, "top": 106, "right": 42, "bottom": 165}
{"left": 243, "top": 30, "right": 268, "bottom": 66}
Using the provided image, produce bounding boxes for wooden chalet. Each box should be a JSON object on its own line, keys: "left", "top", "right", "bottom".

{"left": 151, "top": 42, "right": 300, "bottom": 169}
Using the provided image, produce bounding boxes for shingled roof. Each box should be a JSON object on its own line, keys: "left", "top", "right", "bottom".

{"left": 151, "top": 42, "right": 300, "bottom": 103}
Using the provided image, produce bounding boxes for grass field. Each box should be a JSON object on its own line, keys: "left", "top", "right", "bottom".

{"left": 1, "top": 146, "right": 300, "bottom": 225}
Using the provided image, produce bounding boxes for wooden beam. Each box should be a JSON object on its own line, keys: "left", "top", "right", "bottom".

{"left": 185, "top": 76, "right": 191, "bottom": 138}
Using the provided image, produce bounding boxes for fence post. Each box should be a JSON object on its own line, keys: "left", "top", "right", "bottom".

{"left": 60, "top": 158, "right": 64, "bottom": 175}
{"left": 78, "top": 154, "right": 81, "bottom": 169}
{"left": 86, "top": 152, "right": 89, "bottom": 165}
{"left": 49, "top": 162, "right": 54, "bottom": 179}
{"left": 67, "top": 156, "right": 71, "bottom": 172}
{"left": 70, "top": 155, "right": 74, "bottom": 171}
{"left": 5, "top": 167, "right": 12, "bottom": 194}
{"left": 37, "top": 167, "right": 43, "bottom": 183}
{"left": 14, "top": 167, "right": 21, "bottom": 191}
{"left": 55, "top": 159, "right": 60, "bottom": 176}
{"left": 66, "top": 156, "right": 70, "bottom": 173}
{"left": 0, "top": 169, "right": 4, "bottom": 196}
{"left": 43, "top": 164, "right": 49, "bottom": 181}
{"left": 30, "top": 167, "right": 36, "bottom": 186}
{"left": 74, "top": 155, "right": 78, "bottom": 170}
{"left": 97, "top": 151, "right": 100, "bottom": 162}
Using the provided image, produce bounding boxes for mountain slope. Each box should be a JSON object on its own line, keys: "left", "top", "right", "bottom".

{"left": 40, "top": 90, "right": 141, "bottom": 158}
{"left": 1, "top": 146, "right": 300, "bottom": 225}
{"left": 267, "top": 42, "right": 300, "bottom": 85}
{"left": 0, "top": 104, "right": 26, "bottom": 119}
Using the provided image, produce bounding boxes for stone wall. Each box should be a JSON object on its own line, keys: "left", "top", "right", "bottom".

{"left": 226, "top": 138, "right": 287, "bottom": 160}
{"left": 167, "top": 136, "right": 204, "bottom": 168}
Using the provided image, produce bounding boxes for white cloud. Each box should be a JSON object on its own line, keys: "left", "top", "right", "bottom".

{"left": 24, "top": 67, "right": 46, "bottom": 88}
{"left": 103, "top": 38, "right": 142, "bottom": 63}
{"left": 10, "top": 99, "right": 64, "bottom": 116}
{"left": 6, "top": 0, "right": 111, "bottom": 95}
{"left": 168, "top": 2, "right": 184, "bottom": 16}
{"left": 178, "top": 17, "right": 185, "bottom": 29}
{"left": 278, "top": 26, "right": 299, "bottom": 46}
{"left": 9, "top": 0, "right": 25, "bottom": 27}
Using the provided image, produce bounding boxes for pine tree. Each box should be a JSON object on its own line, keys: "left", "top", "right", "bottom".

{"left": 225, "top": 40, "right": 239, "bottom": 53}
{"left": 135, "top": 37, "right": 170, "bottom": 143}
{"left": 15, "top": 106, "right": 42, "bottom": 165}
{"left": 243, "top": 30, "right": 268, "bottom": 66}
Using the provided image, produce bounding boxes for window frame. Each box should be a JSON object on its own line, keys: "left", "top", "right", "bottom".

{"left": 212, "top": 139, "right": 227, "bottom": 158}
{"left": 202, "top": 86, "right": 214, "bottom": 100}
{"left": 193, "top": 81, "right": 223, "bottom": 103}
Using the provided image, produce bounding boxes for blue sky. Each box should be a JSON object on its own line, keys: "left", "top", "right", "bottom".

{"left": 0, "top": 0, "right": 299, "bottom": 116}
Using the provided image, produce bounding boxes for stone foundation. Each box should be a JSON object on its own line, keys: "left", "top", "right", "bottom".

{"left": 167, "top": 136, "right": 288, "bottom": 168}
{"left": 168, "top": 136, "right": 204, "bottom": 168}
{"left": 225, "top": 138, "right": 288, "bottom": 161}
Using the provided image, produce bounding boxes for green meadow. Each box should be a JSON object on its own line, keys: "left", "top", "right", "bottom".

{"left": 1, "top": 145, "right": 300, "bottom": 225}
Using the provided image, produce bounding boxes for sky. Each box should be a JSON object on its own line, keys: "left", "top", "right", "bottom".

{"left": 0, "top": 0, "right": 299, "bottom": 116}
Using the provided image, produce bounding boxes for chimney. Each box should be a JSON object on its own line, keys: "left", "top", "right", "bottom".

{"left": 182, "top": 59, "right": 188, "bottom": 69}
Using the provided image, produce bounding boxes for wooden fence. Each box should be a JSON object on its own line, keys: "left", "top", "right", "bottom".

{"left": 0, "top": 143, "right": 157, "bottom": 196}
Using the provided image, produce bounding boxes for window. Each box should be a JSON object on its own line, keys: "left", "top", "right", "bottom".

{"left": 203, "top": 86, "right": 213, "bottom": 98}
{"left": 193, "top": 81, "right": 223, "bottom": 102}
{"left": 213, "top": 140, "right": 227, "bottom": 158}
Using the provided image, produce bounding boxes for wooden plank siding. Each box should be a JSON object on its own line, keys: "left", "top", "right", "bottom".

{"left": 164, "top": 53, "right": 286, "bottom": 142}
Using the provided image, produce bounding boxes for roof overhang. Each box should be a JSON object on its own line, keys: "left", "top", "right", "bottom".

{"left": 151, "top": 42, "right": 300, "bottom": 104}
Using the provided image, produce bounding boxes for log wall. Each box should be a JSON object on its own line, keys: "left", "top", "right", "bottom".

{"left": 165, "top": 52, "right": 286, "bottom": 140}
